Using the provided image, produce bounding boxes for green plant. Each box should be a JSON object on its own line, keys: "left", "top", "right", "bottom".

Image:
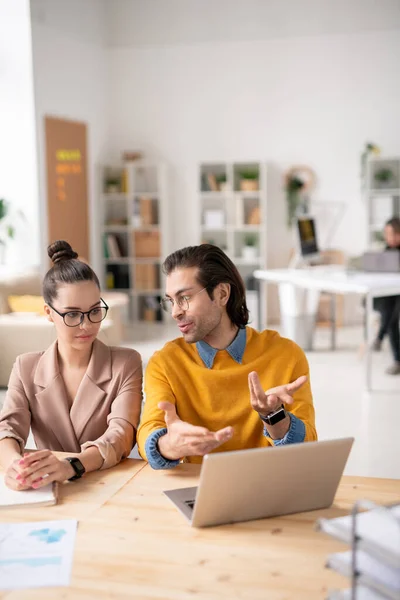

{"left": 215, "top": 173, "right": 227, "bottom": 184}
{"left": 0, "top": 199, "right": 16, "bottom": 247}
{"left": 239, "top": 169, "right": 259, "bottom": 180}
{"left": 244, "top": 233, "right": 257, "bottom": 247}
{"left": 360, "top": 141, "right": 380, "bottom": 183}
{"left": 285, "top": 176, "right": 305, "bottom": 227}
{"left": 374, "top": 168, "right": 394, "bottom": 183}
{"left": 373, "top": 230, "right": 385, "bottom": 243}
{"left": 105, "top": 176, "right": 121, "bottom": 186}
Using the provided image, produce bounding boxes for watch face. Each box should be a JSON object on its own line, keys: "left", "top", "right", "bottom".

{"left": 67, "top": 457, "right": 85, "bottom": 480}
{"left": 267, "top": 408, "right": 286, "bottom": 426}
{"left": 260, "top": 405, "right": 286, "bottom": 426}
{"left": 72, "top": 458, "right": 85, "bottom": 476}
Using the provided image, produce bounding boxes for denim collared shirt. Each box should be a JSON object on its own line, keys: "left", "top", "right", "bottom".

{"left": 145, "top": 327, "right": 305, "bottom": 469}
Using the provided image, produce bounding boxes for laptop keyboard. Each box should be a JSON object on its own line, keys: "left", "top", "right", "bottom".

{"left": 184, "top": 499, "right": 196, "bottom": 510}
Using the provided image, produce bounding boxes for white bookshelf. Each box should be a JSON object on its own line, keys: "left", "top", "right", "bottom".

{"left": 198, "top": 162, "right": 268, "bottom": 328}
{"left": 365, "top": 157, "right": 400, "bottom": 247}
{"left": 100, "top": 161, "right": 169, "bottom": 322}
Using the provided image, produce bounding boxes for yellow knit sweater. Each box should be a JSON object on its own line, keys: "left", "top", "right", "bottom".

{"left": 138, "top": 327, "right": 317, "bottom": 463}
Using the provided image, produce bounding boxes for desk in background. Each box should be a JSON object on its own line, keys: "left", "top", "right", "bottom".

{"left": 1, "top": 459, "right": 399, "bottom": 599}
{"left": 254, "top": 267, "right": 400, "bottom": 391}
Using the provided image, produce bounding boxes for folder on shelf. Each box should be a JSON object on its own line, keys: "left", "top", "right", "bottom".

{"left": 135, "top": 264, "right": 158, "bottom": 290}
{"left": 133, "top": 231, "right": 160, "bottom": 258}
{"left": 317, "top": 501, "right": 400, "bottom": 600}
{"left": 139, "top": 196, "right": 155, "bottom": 226}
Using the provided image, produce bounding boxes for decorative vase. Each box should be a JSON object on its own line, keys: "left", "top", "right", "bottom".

{"left": 242, "top": 245, "right": 258, "bottom": 260}
{"left": 240, "top": 179, "right": 259, "bottom": 192}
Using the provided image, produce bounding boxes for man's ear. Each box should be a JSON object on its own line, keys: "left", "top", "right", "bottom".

{"left": 216, "top": 283, "right": 231, "bottom": 307}
{"left": 43, "top": 304, "right": 53, "bottom": 323}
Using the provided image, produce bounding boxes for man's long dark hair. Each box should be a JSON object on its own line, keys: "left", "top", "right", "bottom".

{"left": 162, "top": 244, "right": 249, "bottom": 328}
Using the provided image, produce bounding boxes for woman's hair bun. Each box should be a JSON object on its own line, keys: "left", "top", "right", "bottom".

{"left": 47, "top": 240, "right": 78, "bottom": 265}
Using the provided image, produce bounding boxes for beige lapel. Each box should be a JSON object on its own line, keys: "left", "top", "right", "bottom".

{"left": 70, "top": 339, "right": 112, "bottom": 441}
{"left": 34, "top": 342, "right": 80, "bottom": 451}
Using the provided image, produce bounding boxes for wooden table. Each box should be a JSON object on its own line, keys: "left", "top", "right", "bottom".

{"left": 1, "top": 461, "right": 399, "bottom": 599}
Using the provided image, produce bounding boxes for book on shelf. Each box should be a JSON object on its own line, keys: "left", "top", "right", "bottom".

{"left": 106, "top": 234, "right": 122, "bottom": 259}
{"left": 207, "top": 173, "right": 219, "bottom": 191}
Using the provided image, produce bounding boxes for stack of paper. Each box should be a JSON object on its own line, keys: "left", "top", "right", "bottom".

{"left": 316, "top": 503, "right": 400, "bottom": 600}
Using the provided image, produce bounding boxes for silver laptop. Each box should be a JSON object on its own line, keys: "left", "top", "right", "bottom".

{"left": 164, "top": 437, "right": 354, "bottom": 528}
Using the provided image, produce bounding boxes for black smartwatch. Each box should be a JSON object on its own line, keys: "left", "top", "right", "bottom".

{"left": 259, "top": 404, "right": 287, "bottom": 426}
{"left": 64, "top": 457, "right": 86, "bottom": 481}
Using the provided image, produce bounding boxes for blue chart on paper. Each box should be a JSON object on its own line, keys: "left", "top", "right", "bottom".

{"left": 0, "top": 556, "right": 62, "bottom": 567}
{"left": 29, "top": 528, "right": 67, "bottom": 544}
{"left": 0, "top": 520, "right": 76, "bottom": 590}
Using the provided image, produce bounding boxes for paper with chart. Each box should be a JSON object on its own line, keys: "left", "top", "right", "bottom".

{"left": 0, "top": 519, "right": 77, "bottom": 589}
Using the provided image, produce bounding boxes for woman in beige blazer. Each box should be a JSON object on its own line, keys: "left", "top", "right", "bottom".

{"left": 0, "top": 240, "right": 142, "bottom": 490}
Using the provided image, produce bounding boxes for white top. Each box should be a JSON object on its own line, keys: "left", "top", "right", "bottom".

{"left": 254, "top": 266, "right": 400, "bottom": 297}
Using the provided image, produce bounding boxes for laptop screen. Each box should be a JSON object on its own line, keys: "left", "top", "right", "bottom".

{"left": 297, "top": 217, "right": 319, "bottom": 257}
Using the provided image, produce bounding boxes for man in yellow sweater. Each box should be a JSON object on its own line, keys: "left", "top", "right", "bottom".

{"left": 137, "top": 244, "right": 317, "bottom": 469}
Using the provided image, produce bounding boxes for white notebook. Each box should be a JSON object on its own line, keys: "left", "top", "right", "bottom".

{"left": 0, "top": 474, "right": 57, "bottom": 508}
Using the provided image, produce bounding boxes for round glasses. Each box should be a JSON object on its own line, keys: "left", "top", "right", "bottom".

{"left": 48, "top": 299, "right": 109, "bottom": 328}
{"left": 160, "top": 287, "right": 207, "bottom": 314}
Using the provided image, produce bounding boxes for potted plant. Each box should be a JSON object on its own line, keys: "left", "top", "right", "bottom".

{"left": 242, "top": 233, "right": 258, "bottom": 260}
{"left": 0, "top": 198, "right": 19, "bottom": 264}
{"left": 283, "top": 165, "right": 316, "bottom": 227}
{"left": 215, "top": 173, "right": 229, "bottom": 192}
{"left": 239, "top": 169, "right": 259, "bottom": 192}
{"left": 374, "top": 167, "right": 394, "bottom": 188}
{"left": 105, "top": 176, "right": 122, "bottom": 193}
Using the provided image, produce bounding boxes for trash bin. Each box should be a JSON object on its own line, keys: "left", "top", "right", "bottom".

{"left": 246, "top": 275, "right": 260, "bottom": 330}
{"left": 278, "top": 283, "right": 320, "bottom": 350}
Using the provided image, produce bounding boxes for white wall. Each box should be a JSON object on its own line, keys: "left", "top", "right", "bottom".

{"left": 108, "top": 0, "right": 400, "bottom": 46}
{"left": 30, "top": 0, "right": 109, "bottom": 274}
{"left": 107, "top": 28, "right": 400, "bottom": 319}
{"left": 0, "top": 0, "right": 40, "bottom": 267}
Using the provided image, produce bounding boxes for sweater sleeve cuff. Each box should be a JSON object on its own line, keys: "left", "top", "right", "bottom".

{"left": 145, "top": 428, "right": 180, "bottom": 470}
{"left": 263, "top": 413, "right": 306, "bottom": 445}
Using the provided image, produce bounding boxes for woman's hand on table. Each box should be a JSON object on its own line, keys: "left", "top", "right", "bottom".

{"left": 12, "top": 450, "right": 75, "bottom": 489}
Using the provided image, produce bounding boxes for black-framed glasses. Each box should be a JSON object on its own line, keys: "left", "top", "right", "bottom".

{"left": 160, "top": 287, "right": 207, "bottom": 314}
{"left": 48, "top": 298, "right": 109, "bottom": 327}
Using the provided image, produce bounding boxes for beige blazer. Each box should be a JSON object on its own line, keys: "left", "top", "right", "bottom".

{"left": 0, "top": 339, "right": 142, "bottom": 469}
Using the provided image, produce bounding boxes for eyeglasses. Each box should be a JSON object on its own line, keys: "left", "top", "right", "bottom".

{"left": 160, "top": 287, "right": 207, "bottom": 314}
{"left": 48, "top": 298, "right": 109, "bottom": 327}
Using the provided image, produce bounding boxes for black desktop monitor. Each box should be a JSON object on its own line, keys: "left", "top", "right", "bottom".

{"left": 296, "top": 217, "right": 320, "bottom": 259}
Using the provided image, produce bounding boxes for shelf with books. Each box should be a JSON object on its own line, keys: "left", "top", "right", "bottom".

{"left": 104, "top": 257, "right": 131, "bottom": 265}
{"left": 198, "top": 161, "right": 268, "bottom": 327}
{"left": 100, "top": 161, "right": 168, "bottom": 323}
{"left": 365, "top": 157, "right": 400, "bottom": 248}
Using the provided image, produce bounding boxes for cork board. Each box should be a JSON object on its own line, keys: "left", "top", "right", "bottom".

{"left": 45, "top": 116, "right": 89, "bottom": 259}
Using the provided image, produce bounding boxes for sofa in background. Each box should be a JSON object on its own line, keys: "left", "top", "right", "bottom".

{"left": 0, "top": 268, "right": 129, "bottom": 387}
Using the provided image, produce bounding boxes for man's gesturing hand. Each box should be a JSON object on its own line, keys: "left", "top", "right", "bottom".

{"left": 157, "top": 401, "right": 233, "bottom": 461}
{"left": 248, "top": 372, "right": 307, "bottom": 417}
